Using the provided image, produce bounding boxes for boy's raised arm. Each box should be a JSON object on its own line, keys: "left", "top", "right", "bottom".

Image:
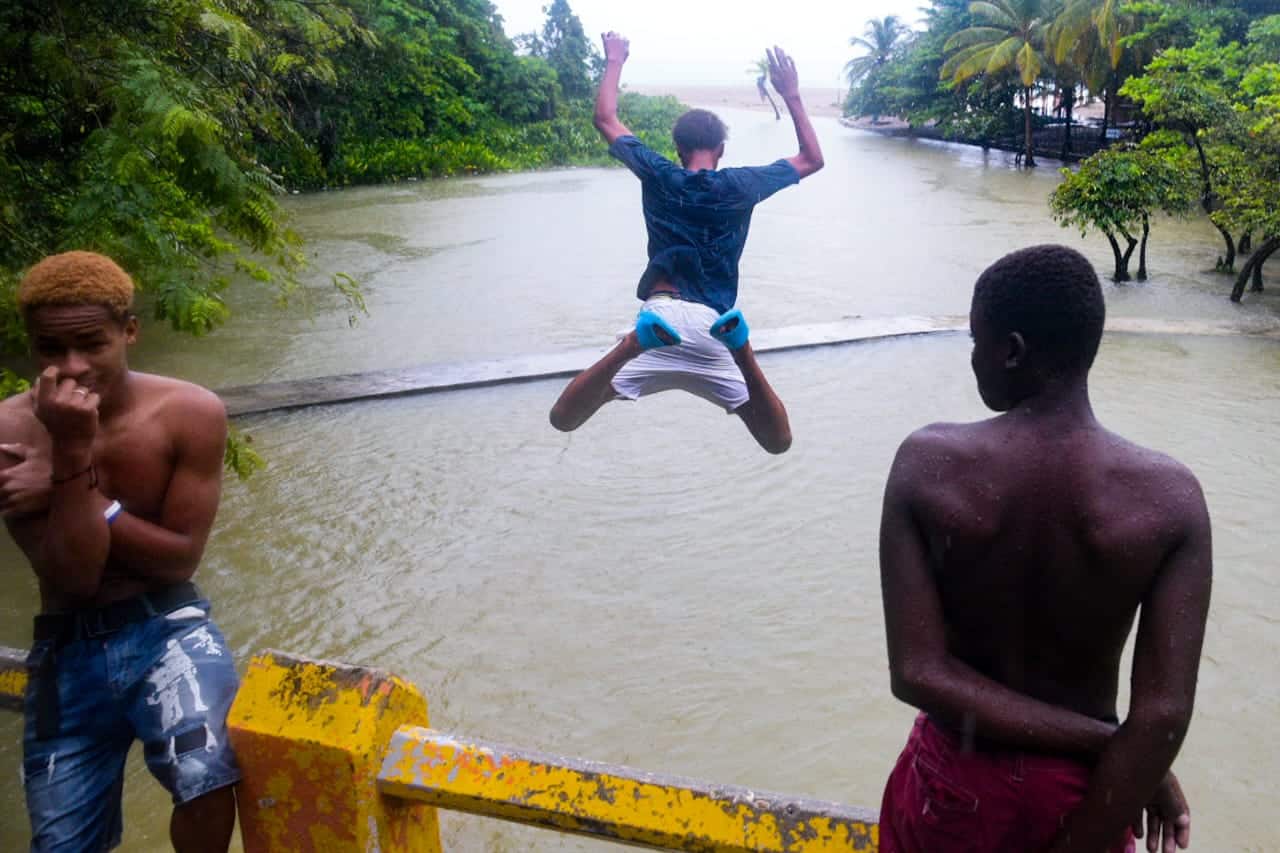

{"left": 594, "top": 31, "right": 634, "bottom": 144}
{"left": 768, "top": 46, "right": 824, "bottom": 178}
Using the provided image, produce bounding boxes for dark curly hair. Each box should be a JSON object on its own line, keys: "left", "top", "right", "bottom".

{"left": 672, "top": 109, "right": 728, "bottom": 155}
{"left": 973, "top": 245, "right": 1105, "bottom": 374}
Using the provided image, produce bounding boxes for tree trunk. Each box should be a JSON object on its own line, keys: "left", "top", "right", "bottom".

{"left": 1253, "top": 260, "right": 1264, "bottom": 292}
{"left": 1023, "top": 88, "right": 1036, "bottom": 168}
{"left": 1190, "top": 134, "right": 1235, "bottom": 270}
{"left": 1105, "top": 230, "right": 1135, "bottom": 282}
{"left": 1098, "top": 80, "right": 1111, "bottom": 145}
{"left": 1231, "top": 236, "right": 1280, "bottom": 301}
{"left": 1120, "top": 229, "right": 1137, "bottom": 281}
{"left": 757, "top": 78, "right": 781, "bottom": 120}
{"left": 1239, "top": 231, "right": 1252, "bottom": 254}
{"left": 1060, "top": 86, "right": 1074, "bottom": 160}
{"left": 1137, "top": 215, "right": 1150, "bottom": 281}
{"left": 1212, "top": 221, "right": 1237, "bottom": 272}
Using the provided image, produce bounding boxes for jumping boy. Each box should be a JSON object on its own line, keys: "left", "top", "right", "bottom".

{"left": 549, "top": 33, "right": 823, "bottom": 454}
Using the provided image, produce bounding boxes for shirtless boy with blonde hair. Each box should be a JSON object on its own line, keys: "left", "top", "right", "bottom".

{"left": 1, "top": 251, "right": 239, "bottom": 852}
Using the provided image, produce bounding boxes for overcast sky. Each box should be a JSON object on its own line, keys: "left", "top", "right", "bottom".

{"left": 489, "top": 0, "right": 930, "bottom": 87}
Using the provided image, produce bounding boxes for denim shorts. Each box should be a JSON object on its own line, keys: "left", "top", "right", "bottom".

{"left": 22, "top": 598, "right": 241, "bottom": 852}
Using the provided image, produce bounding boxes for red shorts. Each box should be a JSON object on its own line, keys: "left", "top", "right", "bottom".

{"left": 878, "top": 714, "right": 1136, "bottom": 853}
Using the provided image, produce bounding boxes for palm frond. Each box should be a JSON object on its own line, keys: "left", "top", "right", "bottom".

{"left": 945, "top": 26, "right": 1013, "bottom": 52}
{"left": 968, "top": 1, "right": 1017, "bottom": 30}
{"left": 1016, "top": 40, "right": 1042, "bottom": 86}
{"left": 987, "top": 36, "right": 1026, "bottom": 75}
{"left": 943, "top": 44, "right": 998, "bottom": 82}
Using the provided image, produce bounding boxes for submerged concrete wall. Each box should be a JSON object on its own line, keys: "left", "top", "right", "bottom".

{"left": 217, "top": 315, "right": 1280, "bottom": 416}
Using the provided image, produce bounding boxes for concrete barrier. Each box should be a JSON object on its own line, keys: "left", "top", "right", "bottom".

{"left": 215, "top": 314, "right": 1280, "bottom": 416}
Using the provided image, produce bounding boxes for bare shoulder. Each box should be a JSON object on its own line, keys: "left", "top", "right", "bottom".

{"left": 136, "top": 372, "right": 225, "bottom": 419}
{"left": 886, "top": 420, "right": 987, "bottom": 498}
{"left": 1104, "top": 430, "right": 1208, "bottom": 524}
{"left": 133, "top": 373, "right": 227, "bottom": 450}
{"left": 892, "top": 420, "right": 985, "bottom": 472}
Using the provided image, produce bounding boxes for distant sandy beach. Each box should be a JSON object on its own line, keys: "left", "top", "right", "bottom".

{"left": 626, "top": 84, "right": 846, "bottom": 118}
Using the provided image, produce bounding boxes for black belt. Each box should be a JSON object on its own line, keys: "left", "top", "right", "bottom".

{"left": 29, "top": 581, "right": 202, "bottom": 740}
{"left": 33, "top": 581, "right": 203, "bottom": 645}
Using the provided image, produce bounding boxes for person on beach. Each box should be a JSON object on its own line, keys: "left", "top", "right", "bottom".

{"left": 877, "top": 245, "right": 1209, "bottom": 853}
{"left": 548, "top": 32, "right": 824, "bottom": 454}
{"left": 0, "top": 251, "right": 239, "bottom": 851}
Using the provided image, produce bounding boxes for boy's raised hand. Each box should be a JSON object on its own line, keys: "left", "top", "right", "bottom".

{"left": 768, "top": 46, "right": 800, "bottom": 99}
{"left": 602, "top": 31, "right": 630, "bottom": 64}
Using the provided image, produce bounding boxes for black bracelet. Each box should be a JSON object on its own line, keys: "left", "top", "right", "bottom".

{"left": 51, "top": 463, "right": 97, "bottom": 488}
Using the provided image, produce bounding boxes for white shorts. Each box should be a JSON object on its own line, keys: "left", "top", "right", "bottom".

{"left": 611, "top": 296, "right": 748, "bottom": 412}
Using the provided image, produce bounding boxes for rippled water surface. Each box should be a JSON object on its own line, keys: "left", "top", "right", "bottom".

{"left": 2, "top": 108, "right": 1278, "bottom": 851}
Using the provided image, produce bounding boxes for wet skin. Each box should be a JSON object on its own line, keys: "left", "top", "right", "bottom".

{"left": 0, "top": 304, "right": 227, "bottom": 611}
{"left": 880, "top": 301, "right": 1211, "bottom": 852}
{"left": 0, "top": 303, "right": 236, "bottom": 852}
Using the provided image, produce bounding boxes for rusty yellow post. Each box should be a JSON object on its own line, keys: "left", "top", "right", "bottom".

{"left": 0, "top": 645, "right": 27, "bottom": 712}
{"left": 227, "top": 650, "right": 442, "bottom": 853}
{"left": 379, "top": 727, "right": 879, "bottom": 851}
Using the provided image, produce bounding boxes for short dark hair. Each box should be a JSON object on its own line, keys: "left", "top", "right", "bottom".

{"left": 672, "top": 109, "right": 728, "bottom": 154}
{"left": 973, "top": 244, "right": 1105, "bottom": 374}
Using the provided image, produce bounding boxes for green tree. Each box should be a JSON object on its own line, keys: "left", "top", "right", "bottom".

{"left": 748, "top": 57, "right": 781, "bottom": 120}
{"left": 1120, "top": 36, "right": 1246, "bottom": 269}
{"left": 0, "top": 0, "right": 373, "bottom": 352}
{"left": 942, "top": 0, "right": 1064, "bottom": 167}
{"left": 1050, "top": 0, "right": 1149, "bottom": 146}
{"left": 1050, "top": 143, "right": 1197, "bottom": 281}
{"left": 538, "top": 0, "right": 596, "bottom": 101}
{"left": 846, "top": 16, "right": 912, "bottom": 87}
{"left": 1223, "top": 51, "right": 1280, "bottom": 300}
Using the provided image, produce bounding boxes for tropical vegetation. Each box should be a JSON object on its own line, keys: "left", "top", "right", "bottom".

{"left": 0, "top": 0, "right": 684, "bottom": 357}
{"left": 845, "top": 1, "right": 1280, "bottom": 296}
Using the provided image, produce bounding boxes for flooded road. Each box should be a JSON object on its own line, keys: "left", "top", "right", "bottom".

{"left": 2, "top": 107, "right": 1277, "bottom": 851}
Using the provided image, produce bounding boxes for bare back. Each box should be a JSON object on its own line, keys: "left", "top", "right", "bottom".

{"left": 892, "top": 414, "right": 1204, "bottom": 723}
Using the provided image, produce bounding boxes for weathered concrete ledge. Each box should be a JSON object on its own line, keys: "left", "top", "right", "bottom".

{"left": 218, "top": 314, "right": 1280, "bottom": 417}
{"left": 379, "top": 726, "right": 879, "bottom": 852}
{"left": 217, "top": 315, "right": 963, "bottom": 416}
{"left": 0, "top": 645, "right": 25, "bottom": 712}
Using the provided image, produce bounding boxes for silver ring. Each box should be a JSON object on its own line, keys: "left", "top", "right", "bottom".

{"left": 72, "top": 387, "right": 89, "bottom": 397}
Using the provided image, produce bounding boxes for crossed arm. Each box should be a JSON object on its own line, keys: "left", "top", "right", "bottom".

{"left": 880, "top": 436, "right": 1209, "bottom": 852}
{"left": 1, "top": 381, "right": 226, "bottom": 600}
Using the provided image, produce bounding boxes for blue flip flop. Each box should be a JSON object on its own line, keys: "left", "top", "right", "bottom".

{"left": 710, "top": 309, "right": 749, "bottom": 351}
{"left": 635, "top": 310, "right": 682, "bottom": 350}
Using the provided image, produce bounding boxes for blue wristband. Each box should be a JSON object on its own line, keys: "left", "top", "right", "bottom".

{"left": 103, "top": 500, "right": 123, "bottom": 526}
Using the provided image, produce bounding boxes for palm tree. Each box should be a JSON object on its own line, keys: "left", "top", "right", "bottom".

{"left": 747, "top": 56, "right": 781, "bottom": 120}
{"left": 845, "top": 16, "right": 910, "bottom": 87}
{"left": 1051, "top": 0, "right": 1139, "bottom": 144}
{"left": 942, "top": 0, "right": 1063, "bottom": 167}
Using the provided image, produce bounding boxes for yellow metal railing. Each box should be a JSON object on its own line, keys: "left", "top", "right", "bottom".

{"left": 1, "top": 645, "right": 25, "bottom": 713}
{"left": 1, "top": 646, "right": 879, "bottom": 852}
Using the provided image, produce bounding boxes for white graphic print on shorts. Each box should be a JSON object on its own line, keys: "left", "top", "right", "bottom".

{"left": 184, "top": 626, "right": 223, "bottom": 657}
{"left": 145, "top": 637, "right": 209, "bottom": 731}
